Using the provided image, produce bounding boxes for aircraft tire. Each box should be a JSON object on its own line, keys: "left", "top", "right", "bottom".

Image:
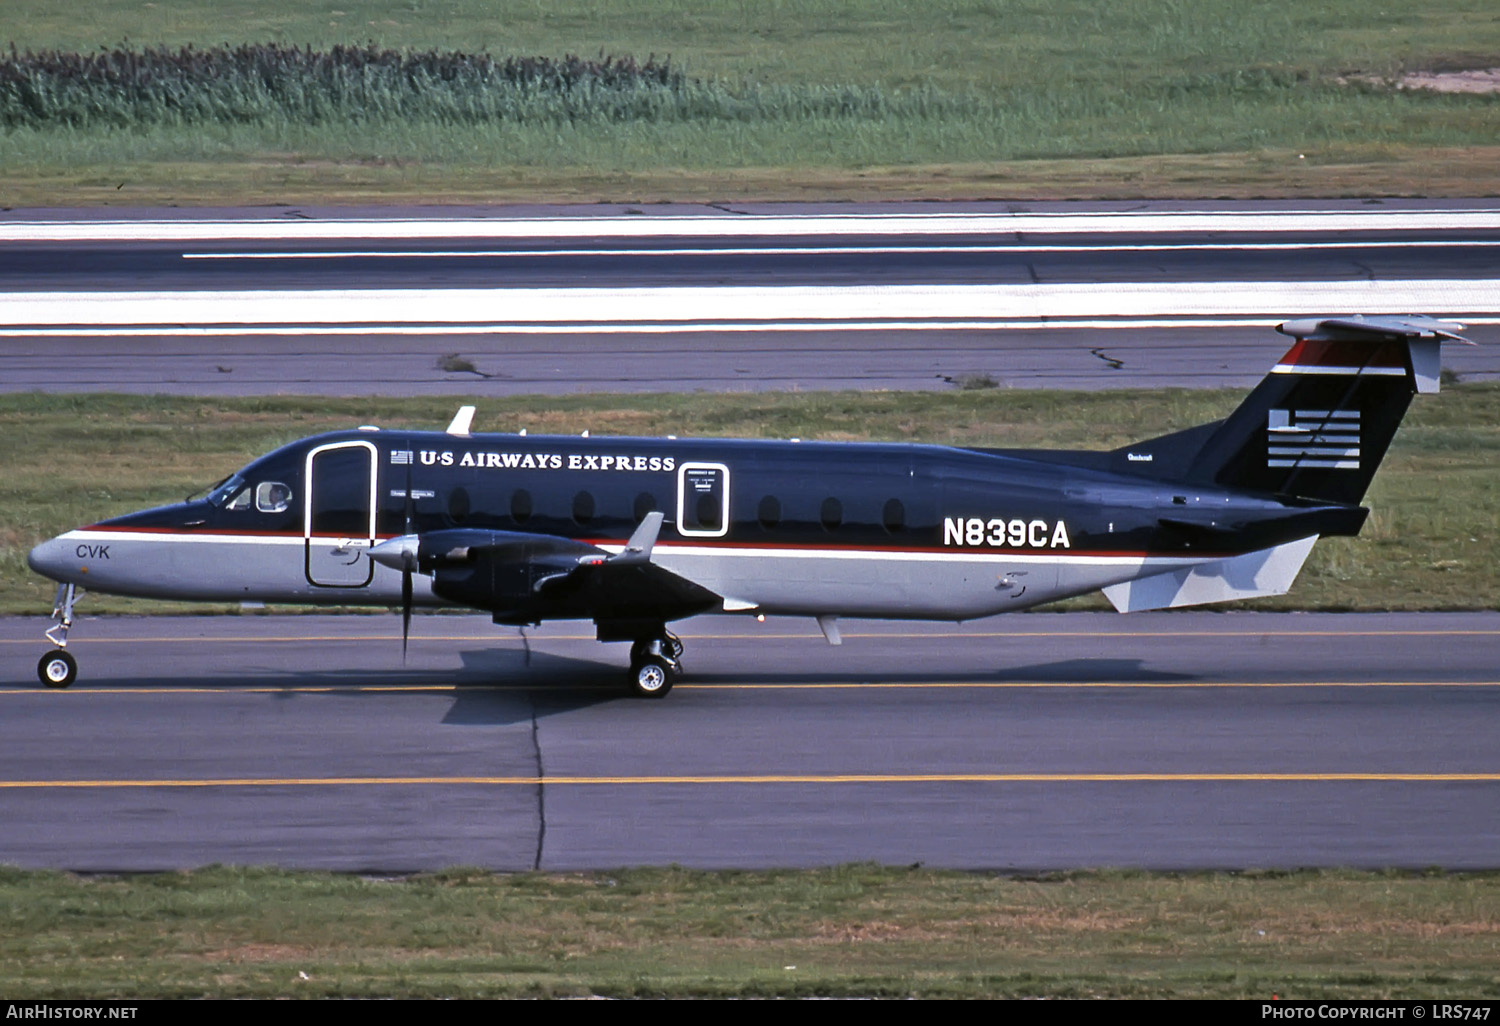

{"left": 629, "top": 656, "right": 675, "bottom": 699}
{"left": 38, "top": 649, "right": 77, "bottom": 689}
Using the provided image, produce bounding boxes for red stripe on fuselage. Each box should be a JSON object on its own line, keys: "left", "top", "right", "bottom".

{"left": 76, "top": 524, "right": 1230, "bottom": 559}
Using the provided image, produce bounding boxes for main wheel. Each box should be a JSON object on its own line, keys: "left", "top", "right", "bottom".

{"left": 38, "top": 649, "right": 77, "bottom": 689}
{"left": 629, "top": 655, "right": 674, "bottom": 699}
{"left": 630, "top": 635, "right": 684, "bottom": 673}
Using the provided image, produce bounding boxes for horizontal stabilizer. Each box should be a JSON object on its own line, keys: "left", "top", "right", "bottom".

{"left": 1276, "top": 314, "right": 1469, "bottom": 343}
{"left": 1277, "top": 315, "right": 1470, "bottom": 395}
{"left": 1101, "top": 535, "right": 1318, "bottom": 613}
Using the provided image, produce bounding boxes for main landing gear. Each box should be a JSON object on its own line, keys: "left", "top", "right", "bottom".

{"left": 37, "top": 583, "right": 81, "bottom": 688}
{"left": 627, "top": 632, "right": 683, "bottom": 699}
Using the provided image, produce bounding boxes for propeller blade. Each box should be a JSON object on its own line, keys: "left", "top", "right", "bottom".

{"left": 401, "top": 564, "right": 413, "bottom": 662}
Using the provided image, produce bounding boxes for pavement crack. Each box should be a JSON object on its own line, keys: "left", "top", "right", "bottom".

{"left": 1090, "top": 347, "right": 1125, "bottom": 370}
{"left": 530, "top": 697, "right": 546, "bottom": 871}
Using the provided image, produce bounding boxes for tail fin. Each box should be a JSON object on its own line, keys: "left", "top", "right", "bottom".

{"left": 1176, "top": 315, "right": 1468, "bottom": 504}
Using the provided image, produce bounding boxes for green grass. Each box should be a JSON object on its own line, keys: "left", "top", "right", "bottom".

{"left": 7, "top": 0, "right": 1498, "bottom": 92}
{"left": 2, "top": 865, "right": 1498, "bottom": 998}
{"left": 2, "top": 386, "right": 1497, "bottom": 616}
{"left": 0, "top": 0, "right": 1497, "bottom": 204}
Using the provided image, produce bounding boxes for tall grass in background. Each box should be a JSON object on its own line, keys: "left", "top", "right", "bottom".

{"left": 0, "top": 2, "right": 1495, "bottom": 198}
{"left": 0, "top": 44, "right": 996, "bottom": 130}
{"left": 0, "top": 43, "right": 1492, "bottom": 155}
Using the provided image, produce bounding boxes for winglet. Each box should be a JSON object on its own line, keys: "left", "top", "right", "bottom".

{"left": 609, "top": 511, "right": 665, "bottom": 565}
{"left": 446, "top": 405, "right": 476, "bottom": 437}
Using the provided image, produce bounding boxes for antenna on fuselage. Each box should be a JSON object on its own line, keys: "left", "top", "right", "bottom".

{"left": 446, "top": 406, "right": 475, "bottom": 437}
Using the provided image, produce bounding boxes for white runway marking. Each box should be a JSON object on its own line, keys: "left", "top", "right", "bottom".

{"left": 181, "top": 240, "right": 1500, "bottom": 260}
{"left": 5, "top": 208, "right": 1500, "bottom": 242}
{"left": 1, "top": 280, "right": 1496, "bottom": 336}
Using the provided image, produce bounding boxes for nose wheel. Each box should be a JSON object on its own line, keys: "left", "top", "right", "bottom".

{"left": 627, "top": 632, "right": 683, "bottom": 698}
{"left": 37, "top": 582, "right": 82, "bottom": 688}
{"left": 38, "top": 649, "right": 77, "bottom": 688}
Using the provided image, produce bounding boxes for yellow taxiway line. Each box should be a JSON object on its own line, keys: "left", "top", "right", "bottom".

{"left": 4, "top": 680, "right": 1497, "bottom": 695}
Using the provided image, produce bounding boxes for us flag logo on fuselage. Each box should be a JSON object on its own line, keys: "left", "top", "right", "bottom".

{"left": 1266, "top": 409, "right": 1361, "bottom": 469}
{"left": 390, "top": 450, "right": 414, "bottom": 465}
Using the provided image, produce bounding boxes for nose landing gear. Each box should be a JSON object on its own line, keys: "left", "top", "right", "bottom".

{"left": 37, "top": 583, "right": 81, "bottom": 688}
{"left": 627, "top": 632, "right": 683, "bottom": 698}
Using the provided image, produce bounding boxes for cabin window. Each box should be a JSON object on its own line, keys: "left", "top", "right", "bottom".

{"left": 255, "top": 481, "right": 292, "bottom": 514}
{"left": 633, "top": 491, "right": 658, "bottom": 523}
{"left": 448, "top": 487, "right": 471, "bottom": 524}
{"left": 695, "top": 493, "right": 721, "bottom": 531}
{"left": 573, "top": 490, "right": 596, "bottom": 526}
{"left": 510, "top": 488, "right": 533, "bottom": 525}
{"left": 882, "top": 498, "right": 906, "bottom": 533}
{"left": 757, "top": 495, "right": 781, "bottom": 530}
{"left": 820, "top": 497, "right": 843, "bottom": 531}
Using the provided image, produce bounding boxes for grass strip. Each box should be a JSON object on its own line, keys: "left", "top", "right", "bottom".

{"left": 1, "top": 1, "right": 1497, "bottom": 204}
{"left": 2, "top": 865, "right": 1498, "bottom": 998}
{"left": 1, "top": 386, "right": 1496, "bottom": 616}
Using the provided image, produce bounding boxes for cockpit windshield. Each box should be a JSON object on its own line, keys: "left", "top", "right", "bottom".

{"left": 205, "top": 474, "right": 248, "bottom": 507}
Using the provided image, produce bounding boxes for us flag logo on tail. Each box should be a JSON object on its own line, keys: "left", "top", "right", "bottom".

{"left": 1266, "top": 409, "right": 1360, "bottom": 469}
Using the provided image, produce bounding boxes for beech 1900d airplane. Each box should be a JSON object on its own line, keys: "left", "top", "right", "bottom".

{"left": 28, "top": 316, "right": 1467, "bottom": 697}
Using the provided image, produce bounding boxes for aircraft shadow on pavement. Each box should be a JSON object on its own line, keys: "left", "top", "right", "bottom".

{"left": 443, "top": 647, "right": 630, "bottom": 724}
{"left": 687, "top": 657, "right": 1196, "bottom": 686}
{"left": 14, "top": 650, "right": 1195, "bottom": 724}
{"left": 15, "top": 646, "right": 629, "bottom": 722}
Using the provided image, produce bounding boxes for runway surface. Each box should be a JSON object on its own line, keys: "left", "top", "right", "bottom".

{"left": 3, "top": 200, "right": 1498, "bottom": 393}
{"left": 2, "top": 611, "right": 1497, "bottom": 871}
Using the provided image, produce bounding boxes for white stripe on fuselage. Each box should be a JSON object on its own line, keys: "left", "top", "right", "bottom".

{"left": 48, "top": 529, "right": 1222, "bottom": 617}
{"left": 66, "top": 528, "right": 1197, "bottom": 566}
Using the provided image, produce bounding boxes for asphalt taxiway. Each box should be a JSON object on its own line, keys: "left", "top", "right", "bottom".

{"left": 2, "top": 611, "right": 1497, "bottom": 871}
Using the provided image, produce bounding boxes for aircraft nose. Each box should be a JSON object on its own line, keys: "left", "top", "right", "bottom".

{"left": 27, "top": 535, "right": 76, "bottom": 583}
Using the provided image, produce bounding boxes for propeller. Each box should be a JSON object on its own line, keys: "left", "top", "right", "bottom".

{"left": 368, "top": 532, "right": 420, "bottom": 640}
{"left": 369, "top": 452, "right": 420, "bottom": 661}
